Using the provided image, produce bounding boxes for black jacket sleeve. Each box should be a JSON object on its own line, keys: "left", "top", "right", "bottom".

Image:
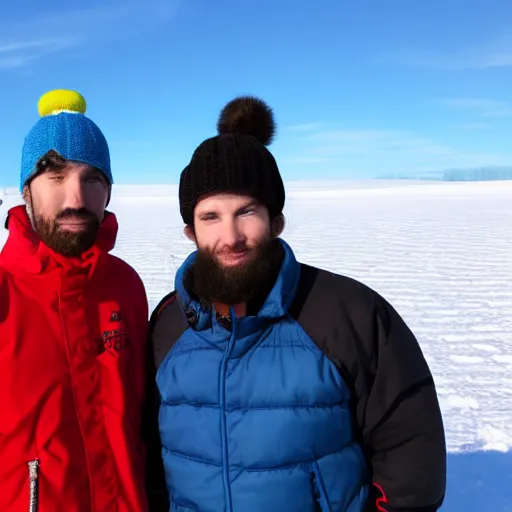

{"left": 295, "top": 267, "right": 446, "bottom": 512}
{"left": 337, "top": 284, "right": 446, "bottom": 512}
{"left": 142, "top": 292, "right": 188, "bottom": 511}
{"left": 141, "top": 307, "right": 170, "bottom": 512}
{"left": 358, "top": 292, "right": 447, "bottom": 511}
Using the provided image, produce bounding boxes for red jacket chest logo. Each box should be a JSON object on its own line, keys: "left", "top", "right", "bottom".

{"left": 100, "top": 309, "right": 130, "bottom": 352}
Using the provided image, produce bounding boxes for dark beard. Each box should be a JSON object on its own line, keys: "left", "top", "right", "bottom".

{"left": 33, "top": 207, "right": 100, "bottom": 258}
{"left": 186, "top": 237, "right": 284, "bottom": 308}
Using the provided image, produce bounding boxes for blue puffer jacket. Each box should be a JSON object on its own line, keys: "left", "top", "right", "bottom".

{"left": 156, "top": 241, "right": 370, "bottom": 511}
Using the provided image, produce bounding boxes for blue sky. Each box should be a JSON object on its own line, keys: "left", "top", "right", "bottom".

{"left": 1, "top": 0, "right": 512, "bottom": 186}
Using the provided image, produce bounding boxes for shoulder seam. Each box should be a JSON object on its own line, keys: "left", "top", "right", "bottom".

{"left": 149, "top": 290, "right": 178, "bottom": 327}
{"left": 156, "top": 292, "right": 177, "bottom": 316}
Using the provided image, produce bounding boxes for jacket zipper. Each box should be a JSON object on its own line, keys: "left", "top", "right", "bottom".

{"left": 310, "top": 463, "right": 331, "bottom": 512}
{"left": 311, "top": 471, "right": 322, "bottom": 512}
{"left": 28, "top": 459, "right": 39, "bottom": 512}
{"left": 218, "top": 307, "right": 237, "bottom": 512}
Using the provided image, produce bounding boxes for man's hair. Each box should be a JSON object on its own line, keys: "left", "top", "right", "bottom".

{"left": 22, "top": 150, "right": 67, "bottom": 192}
{"left": 27, "top": 150, "right": 106, "bottom": 188}
{"left": 36, "top": 150, "right": 67, "bottom": 174}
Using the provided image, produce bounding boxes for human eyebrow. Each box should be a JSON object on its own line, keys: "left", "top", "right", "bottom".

{"left": 44, "top": 168, "right": 67, "bottom": 179}
{"left": 44, "top": 167, "right": 66, "bottom": 175}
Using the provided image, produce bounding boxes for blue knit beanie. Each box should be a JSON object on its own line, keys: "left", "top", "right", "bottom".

{"left": 20, "top": 89, "right": 113, "bottom": 191}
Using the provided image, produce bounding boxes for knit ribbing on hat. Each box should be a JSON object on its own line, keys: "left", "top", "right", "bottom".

{"left": 20, "top": 90, "right": 112, "bottom": 191}
{"left": 178, "top": 96, "right": 285, "bottom": 225}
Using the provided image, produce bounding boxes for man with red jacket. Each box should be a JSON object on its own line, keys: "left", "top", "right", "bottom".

{"left": 0, "top": 89, "right": 149, "bottom": 511}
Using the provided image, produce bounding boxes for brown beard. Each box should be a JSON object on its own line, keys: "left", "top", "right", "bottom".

{"left": 186, "top": 237, "right": 284, "bottom": 308}
{"left": 32, "top": 207, "right": 100, "bottom": 258}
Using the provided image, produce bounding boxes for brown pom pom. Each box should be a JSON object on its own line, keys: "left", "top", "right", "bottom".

{"left": 217, "top": 96, "right": 276, "bottom": 146}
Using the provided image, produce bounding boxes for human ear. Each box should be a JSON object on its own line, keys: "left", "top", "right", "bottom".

{"left": 272, "top": 215, "right": 285, "bottom": 237}
{"left": 184, "top": 225, "right": 196, "bottom": 243}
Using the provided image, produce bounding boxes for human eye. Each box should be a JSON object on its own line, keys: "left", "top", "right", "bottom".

{"left": 200, "top": 213, "right": 218, "bottom": 222}
{"left": 84, "top": 171, "right": 106, "bottom": 184}
{"left": 239, "top": 207, "right": 255, "bottom": 216}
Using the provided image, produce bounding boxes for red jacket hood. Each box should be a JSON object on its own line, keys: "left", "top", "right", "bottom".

{"left": 0, "top": 205, "right": 118, "bottom": 275}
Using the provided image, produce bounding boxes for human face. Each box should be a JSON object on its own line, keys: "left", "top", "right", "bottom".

{"left": 24, "top": 161, "right": 109, "bottom": 256}
{"left": 185, "top": 194, "right": 285, "bottom": 306}
{"left": 187, "top": 194, "right": 272, "bottom": 268}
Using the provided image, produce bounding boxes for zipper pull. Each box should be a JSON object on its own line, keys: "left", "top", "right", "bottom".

{"left": 28, "top": 459, "right": 39, "bottom": 512}
{"left": 310, "top": 472, "right": 322, "bottom": 511}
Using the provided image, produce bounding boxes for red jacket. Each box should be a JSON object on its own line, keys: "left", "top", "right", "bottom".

{"left": 0, "top": 205, "right": 149, "bottom": 511}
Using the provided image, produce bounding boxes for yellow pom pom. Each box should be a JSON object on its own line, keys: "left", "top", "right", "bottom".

{"left": 37, "top": 89, "right": 87, "bottom": 117}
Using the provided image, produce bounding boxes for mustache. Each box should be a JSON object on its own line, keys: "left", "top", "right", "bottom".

{"left": 56, "top": 208, "right": 97, "bottom": 222}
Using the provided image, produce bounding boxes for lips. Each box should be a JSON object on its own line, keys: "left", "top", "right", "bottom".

{"left": 59, "top": 219, "right": 89, "bottom": 224}
{"left": 218, "top": 250, "right": 250, "bottom": 265}
{"left": 57, "top": 218, "right": 92, "bottom": 230}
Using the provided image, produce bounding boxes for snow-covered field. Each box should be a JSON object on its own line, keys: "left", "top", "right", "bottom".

{"left": 1, "top": 179, "right": 511, "bottom": 510}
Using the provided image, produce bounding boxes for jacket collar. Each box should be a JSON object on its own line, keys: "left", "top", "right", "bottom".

{"left": 0, "top": 204, "right": 118, "bottom": 276}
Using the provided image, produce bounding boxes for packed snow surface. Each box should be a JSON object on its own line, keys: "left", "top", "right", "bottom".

{"left": 1, "top": 179, "right": 511, "bottom": 510}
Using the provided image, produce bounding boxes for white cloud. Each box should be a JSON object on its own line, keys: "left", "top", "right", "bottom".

{"left": 0, "top": 39, "right": 75, "bottom": 54}
{"left": 0, "top": 56, "right": 30, "bottom": 70}
{"left": 454, "top": 122, "right": 493, "bottom": 130}
{"left": 440, "top": 98, "right": 503, "bottom": 110}
{"left": 279, "top": 156, "right": 330, "bottom": 166}
{"left": 0, "top": 1, "right": 179, "bottom": 71}
{"left": 387, "top": 34, "right": 512, "bottom": 70}
{"left": 286, "top": 122, "right": 326, "bottom": 132}
{"left": 0, "top": 37, "right": 78, "bottom": 70}
{"left": 277, "top": 125, "right": 512, "bottom": 178}
{"left": 437, "top": 97, "right": 512, "bottom": 118}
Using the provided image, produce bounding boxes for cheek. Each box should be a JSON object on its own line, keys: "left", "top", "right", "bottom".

{"left": 192, "top": 225, "right": 216, "bottom": 250}
{"left": 29, "top": 193, "right": 59, "bottom": 221}
{"left": 84, "top": 185, "right": 108, "bottom": 216}
{"left": 245, "top": 218, "right": 271, "bottom": 245}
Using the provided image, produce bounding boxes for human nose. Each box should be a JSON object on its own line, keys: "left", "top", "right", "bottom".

{"left": 222, "top": 218, "right": 245, "bottom": 247}
{"left": 62, "top": 175, "right": 86, "bottom": 210}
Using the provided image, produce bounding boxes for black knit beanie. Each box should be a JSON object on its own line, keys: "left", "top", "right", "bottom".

{"left": 179, "top": 96, "right": 285, "bottom": 225}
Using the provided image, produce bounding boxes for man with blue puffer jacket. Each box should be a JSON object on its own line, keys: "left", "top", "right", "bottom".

{"left": 143, "top": 96, "right": 446, "bottom": 512}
